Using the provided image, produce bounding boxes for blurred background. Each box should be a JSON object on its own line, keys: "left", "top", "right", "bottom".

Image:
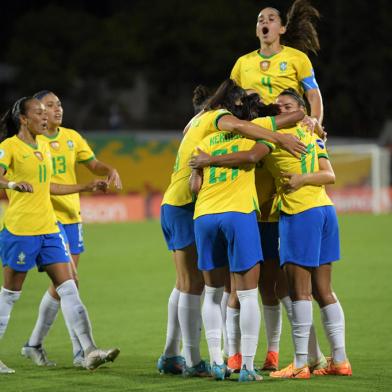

{"left": 1, "top": 0, "right": 392, "bottom": 221}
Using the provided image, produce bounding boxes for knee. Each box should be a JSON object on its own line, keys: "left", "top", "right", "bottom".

{"left": 56, "top": 279, "right": 78, "bottom": 298}
{"left": 313, "top": 289, "right": 336, "bottom": 308}
{"left": 289, "top": 288, "right": 312, "bottom": 302}
{"left": 0, "top": 287, "right": 21, "bottom": 304}
{"left": 180, "top": 273, "right": 204, "bottom": 295}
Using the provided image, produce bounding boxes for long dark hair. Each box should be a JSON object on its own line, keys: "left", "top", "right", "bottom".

{"left": 262, "top": 0, "right": 320, "bottom": 55}
{"left": 0, "top": 97, "right": 35, "bottom": 142}
{"left": 192, "top": 85, "right": 211, "bottom": 114}
{"left": 204, "top": 79, "right": 247, "bottom": 118}
{"left": 243, "top": 93, "right": 281, "bottom": 120}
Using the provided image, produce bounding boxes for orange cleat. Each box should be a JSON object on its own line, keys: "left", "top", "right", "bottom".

{"left": 261, "top": 351, "right": 279, "bottom": 371}
{"left": 312, "top": 359, "right": 352, "bottom": 376}
{"left": 227, "top": 353, "right": 242, "bottom": 373}
{"left": 270, "top": 363, "right": 310, "bottom": 379}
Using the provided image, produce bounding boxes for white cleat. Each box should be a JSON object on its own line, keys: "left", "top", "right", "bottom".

{"left": 0, "top": 360, "right": 15, "bottom": 374}
{"left": 21, "top": 345, "right": 56, "bottom": 367}
{"left": 84, "top": 348, "right": 120, "bottom": 371}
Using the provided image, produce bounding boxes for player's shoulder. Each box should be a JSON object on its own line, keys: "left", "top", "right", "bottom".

{"left": 235, "top": 49, "right": 260, "bottom": 63}
{"left": 59, "top": 126, "right": 84, "bottom": 140}
{"left": 283, "top": 46, "right": 309, "bottom": 60}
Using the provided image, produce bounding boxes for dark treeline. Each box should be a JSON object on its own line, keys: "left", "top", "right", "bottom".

{"left": 1, "top": 0, "right": 391, "bottom": 137}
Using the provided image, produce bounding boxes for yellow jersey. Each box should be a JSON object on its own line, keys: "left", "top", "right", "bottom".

{"left": 38, "top": 127, "right": 95, "bottom": 224}
{"left": 162, "top": 109, "right": 231, "bottom": 206}
{"left": 262, "top": 125, "right": 333, "bottom": 215}
{"left": 0, "top": 135, "right": 58, "bottom": 235}
{"left": 252, "top": 117, "right": 278, "bottom": 222}
{"left": 231, "top": 46, "right": 318, "bottom": 104}
{"left": 194, "top": 131, "right": 260, "bottom": 219}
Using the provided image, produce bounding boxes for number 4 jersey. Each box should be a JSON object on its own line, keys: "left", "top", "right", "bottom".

{"left": 0, "top": 135, "right": 58, "bottom": 235}
{"left": 194, "top": 132, "right": 262, "bottom": 220}
{"left": 38, "top": 127, "right": 95, "bottom": 224}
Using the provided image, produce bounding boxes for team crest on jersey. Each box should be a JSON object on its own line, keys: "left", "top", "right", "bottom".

{"left": 34, "top": 151, "right": 44, "bottom": 161}
{"left": 17, "top": 252, "right": 26, "bottom": 265}
{"left": 67, "top": 140, "right": 74, "bottom": 150}
{"left": 50, "top": 141, "right": 60, "bottom": 150}
{"left": 260, "top": 61, "right": 270, "bottom": 71}
{"left": 0, "top": 149, "right": 4, "bottom": 159}
{"left": 279, "top": 61, "right": 288, "bottom": 72}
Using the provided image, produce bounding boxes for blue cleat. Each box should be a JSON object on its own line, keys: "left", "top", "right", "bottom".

{"left": 182, "top": 360, "right": 211, "bottom": 377}
{"left": 211, "top": 362, "right": 230, "bottom": 380}
{"left": 238, "top": 365, "right": 263, "bottom": 382}
{"left": 157, "top": 355, "right": 185, "bottom": 375}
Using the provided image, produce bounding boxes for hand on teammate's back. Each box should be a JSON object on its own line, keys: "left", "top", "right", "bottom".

{"left": 189, "top": 148, "right": 211, "bottom": 169}
{"left": 276, "top": 133, "right": 307, "bottom": 158}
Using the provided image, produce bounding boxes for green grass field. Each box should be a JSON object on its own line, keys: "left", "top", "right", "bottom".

{"left": 0, "top": 214, "right": 391, "bottom": 392}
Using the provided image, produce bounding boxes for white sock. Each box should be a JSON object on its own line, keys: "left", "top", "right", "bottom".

{"left": 0, "top": 287, "right": 21, "bottom": 339}
{"left": 281, "top": 296, "right": 293, "bottom": 322}
{"left": 56, "top": 280, "right": 96, "bottom": 353}
{"left": 64, "top": 316, "right": 83, "bottom": 357}
{"left": 226, "top": 306, "right": 241, "bottom": 356}
{"left": 321, "top": 302, "right": 347, "bottom": 363}
{"left": 263, "top": 304, "right": 282, "bottom": 353}
{"left": 202, "top": 286, "right": 224, "bottom": 365}
{"left": 163, "top": 288, "right": 181, "bottom": 357}
{"left": 221, "top": 291, "right": 230, "bottom": 357}
{"left": 178, "top": 292, "right": 202, "bottom": 367}
{"left": 237, "top": 288, "right": 260, "bottom": 371}
{"left": 28, "top": 291, "right": 60, "bottom": 347}
{"left": 291, "top": 300, "right": 312, "bottom": 368}
{"left": 308, "top": 324, "right": 323, "bottom": 364}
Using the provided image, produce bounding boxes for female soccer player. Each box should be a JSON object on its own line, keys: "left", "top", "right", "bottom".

{"left": 21, "top": 91, "right": 122, "bottom": 368}
{"left": 158, "top": 79, "right": 306, "bottom": 377}
{"left": 190, "top": 89, "right": 351, "bottom": 379}
{"left": 0, "top": 97, "right": 119, "bottom": 374}
{"left": 230, "top": 0, "right": 324, "bottom": 369}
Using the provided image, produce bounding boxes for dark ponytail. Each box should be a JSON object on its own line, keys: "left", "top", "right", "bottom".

{"left": 282, "top": 0, "right": 320, "bottom": 55}
{"left": 192, "top": 85, "right": 212, "bottom": 114}
{"left": 0, "top": 97, "right": 34, "bottom": 142}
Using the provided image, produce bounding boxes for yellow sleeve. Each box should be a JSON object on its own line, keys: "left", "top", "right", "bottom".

{"left": 214, "top": 109, "right": 232, "bottom": 131}
{"left": 296, "top": 53, "right": 319, "bottom": 91}
{"left": 74, "top": 132, "right": 95, "bottom": 163}
{"left": 0, "top": 140, "right": 12, "bottom": 171}
{"left": 315, "top": 138, "right": 329, "bottom": 159}
{"left": 230, "top": 58, "right": 242, "bottom": 86}
{"left": 252, "top": 116, "right": 276, "bottom": 131}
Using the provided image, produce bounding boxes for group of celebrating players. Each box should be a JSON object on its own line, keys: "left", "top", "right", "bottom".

{"left": 0, "top": 91, "right": 122, "bottom": 373}
{"left": 158, "top": 0, "right": 352, "bottom": 382}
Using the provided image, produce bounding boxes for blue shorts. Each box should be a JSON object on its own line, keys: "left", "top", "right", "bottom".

{"left": 161, "top": 203, "right": 195, "bottom": 251}
{"left": 279, "top": 206, "right": 340, "bottom": 268}
{"left": 0, "top": 228, "right": 70, "bottom": 272}
{"left": 194, "top": 211, "right": 263, "bottom": 272}
{"left": 259, "top": 222, "right": 279, "bottom": 260}
{"left": 58, "top": 222, "right": 85, "bottom": 255}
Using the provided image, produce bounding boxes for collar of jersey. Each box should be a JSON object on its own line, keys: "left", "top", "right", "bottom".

{"left": 257, "top": 45, "right": 285, "bottom": 59}
{"left": 44, "top": 128, "right": 60, "bottom": 140}
{"left": 16, "top": 135, "right": 38, "bottom": 150}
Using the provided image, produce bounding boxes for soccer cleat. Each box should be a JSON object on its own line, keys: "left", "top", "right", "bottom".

{"left": 73, "top": 350, "right": 85, "bottom": 368}
{"left": 0, "top": 360, "right": 15, "bottom": 374}
{"left": 270, "top": 363, "right": 311, "bottom": 379}
{"left": 227, "top": 352, "right": 242, "bottom": 373}
{"left": 312, "top": 359, "right": 352, "bottom": 376}
{"left": 157, "top": 355, "right": 185, "bottom": 375}
{"left": 182, "top": 360, "right": 211, "bottom": 377}
{"left": 261, "top": 351, "right": 279, "bottom": 371}
{"left": 84, "top": 348, "right": 120, "bottom": 371}
{"left": 21, "top": 344, "right": 56, "bottom": 367}
{"left": 211, "top": 362, "right": 230, "bottom": 380}
{"left": 238, "top": 365, "right": 263, "bottom": 382}
{"left": 309, "top": 354, "right": 328, "bottom": 373}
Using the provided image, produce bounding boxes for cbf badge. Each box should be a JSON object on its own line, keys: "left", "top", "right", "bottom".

{"left": 279, "top": 61, "right": 288, "bottom": 72}
{"left": 260, "top": 61, "right": 270, "bottom": 71}
{"left": 34, "top": 151, "right": 44, "bottom": 161}
{"left": 67, "top": 140, "right": 74, "bottom": 150}
{"left": 50, "top": 141, "right": 60, "bottom": 150}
